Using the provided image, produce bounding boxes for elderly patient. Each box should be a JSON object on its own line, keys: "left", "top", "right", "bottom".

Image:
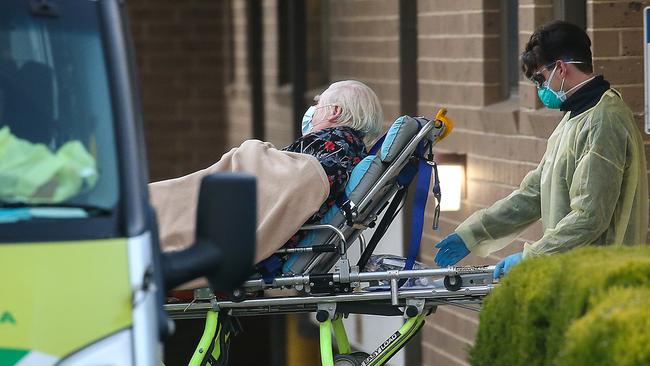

{"left": 281, "top": 80, "right": 383, "bottom": 248}
{"left": 151, "top": 80, "right": 383, "bottom": 276}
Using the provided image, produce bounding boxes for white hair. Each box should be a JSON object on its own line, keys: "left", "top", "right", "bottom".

{"left": 319, "top": 80, "right": 383, "bottom": 143}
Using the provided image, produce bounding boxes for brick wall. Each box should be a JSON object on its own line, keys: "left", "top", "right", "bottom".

{"left": 419, "top": 1, "right": 650, "bottom": 365}
{"left": 227, "top": 0, "right": 399, "bottom": 148}
{"left": 261, "top": 0, "right": 294, "bottom": 147}
{"left": 225, "top": 0, "right": 253, "bottom": 148}
{"left": 329, "top": 0, "right": 401, "bottom": 133}
{"left": 127, "top": 0, "right": 232, "bottom": 181}
{"left": 589, "top": 1, "right": 649, "bottom": 124}
{"left": 226, "top": 1, "right": 318, "bottom": 149}
{"left": 227, "top": 1, "right": 334, "bottom": 150}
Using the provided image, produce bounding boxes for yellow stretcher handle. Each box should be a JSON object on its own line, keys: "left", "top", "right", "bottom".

{"left": 434, "top": 107, "right": 454, "bottom": 141}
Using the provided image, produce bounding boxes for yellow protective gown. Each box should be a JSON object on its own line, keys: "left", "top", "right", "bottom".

{"left": 456, "top": 89, "right": 648, "bottom": 258}
{"left": 0, "top": 126, "right": 97, "bottom": 203}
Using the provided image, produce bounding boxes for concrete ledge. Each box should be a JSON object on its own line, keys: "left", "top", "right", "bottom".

{"left": 480, "top": 97, "right": 520, "bottom": 135}
{"left": 519, "top": 108, "right": 563, "bottom": 138}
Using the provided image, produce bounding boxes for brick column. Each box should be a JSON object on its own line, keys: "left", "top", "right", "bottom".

{"left": 588, "top": 1, "right": 648, "bottom": 119}
{"left": 225, "top": 0, "right": 253, "bottom": 148}
{"left": 262, "top": 0, "right": 295, "bottom": 147}
{"left": 329, "top": 0, "right": 401, "bottom": 132}
{"left": 127, "top": 1, "right": 231, "bottom": 181}
{"left": 518, "top": 0, "right": 564, "bottom": 139}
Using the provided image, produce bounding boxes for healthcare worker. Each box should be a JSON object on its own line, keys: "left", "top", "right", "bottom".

{"left": 434, "top": 20, "right": 648, "bottom": 279}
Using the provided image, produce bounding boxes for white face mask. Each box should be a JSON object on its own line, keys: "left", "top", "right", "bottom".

{"left": 301, "top": 106, "right": 316, "bottom": 136}
{"left": 301, "top": 104, "right": 334, "bottom": 135}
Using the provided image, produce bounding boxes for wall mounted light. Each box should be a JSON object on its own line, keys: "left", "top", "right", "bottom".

{"left": 435, "top": 153, "right": 466, "bottom": 212}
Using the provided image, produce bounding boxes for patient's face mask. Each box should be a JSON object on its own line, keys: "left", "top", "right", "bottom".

{"left": 301, "top": 104, "right": 333, "bottom": 135}
{"left": 301, "top": 106, "right": 316, "bottom": 135}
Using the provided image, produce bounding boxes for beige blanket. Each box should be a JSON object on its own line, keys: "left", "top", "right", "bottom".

{"left": 150, "top": 140, "right": 330, "bottom": 265}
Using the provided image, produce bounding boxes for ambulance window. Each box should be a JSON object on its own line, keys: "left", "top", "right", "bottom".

{"left": 0, "top": 0, "right": 119, "bottom": 217}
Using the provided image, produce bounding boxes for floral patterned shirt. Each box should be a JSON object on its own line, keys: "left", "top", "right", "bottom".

{"left": 282, "top": 126, "right": 368, "bottom": 246}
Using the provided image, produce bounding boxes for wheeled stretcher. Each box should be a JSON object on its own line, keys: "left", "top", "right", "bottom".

{"left": 164, "top": 109, "right": 496, "bottom": 366}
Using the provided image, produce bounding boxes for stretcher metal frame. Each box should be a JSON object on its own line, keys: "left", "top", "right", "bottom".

{"left": 164, "top": 111, "right": 496, "bottom": 366}
{"left": 165, "top": 265, "right": 495, "bottom": 366}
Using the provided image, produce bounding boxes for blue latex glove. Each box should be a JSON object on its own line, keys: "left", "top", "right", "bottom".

{"left": 493, "top": 252, "right": 523, "bottom": 280}
{"left": 434, "top": 233, "right": 470, "bottom": 267}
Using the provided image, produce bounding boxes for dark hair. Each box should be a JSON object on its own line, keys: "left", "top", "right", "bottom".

{"left": 521, "top": 20, "right": 593, "bottom": 79}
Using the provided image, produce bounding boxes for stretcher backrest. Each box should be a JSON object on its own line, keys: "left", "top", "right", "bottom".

{"left": 379, "top": 116, "right": 421, "bottom": 163}
{"left": 283, "top": 116, "right": 423, "bottom": 275}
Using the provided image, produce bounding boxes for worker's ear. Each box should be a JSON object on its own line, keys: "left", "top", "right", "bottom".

{"left": 328, "top": 105, "right": 343, "bottom": 123}
{"left": 559, "top": 61, "right": 569, "bottom": 78}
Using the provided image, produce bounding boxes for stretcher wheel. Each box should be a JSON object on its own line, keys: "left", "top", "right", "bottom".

{"left": 405, "top": 305, "right": 419, "bottom": 318}
{"left": 443, "top": 275, "right": 462, "bottom": 291}
{"left": 351, "top": 352, "right": 370, "bottom": 362}
{"left": 334, "top": 352, "right": 369, "bottom": 366}
{"left": 316, "top": 310, "right": 329, "bottom": 323}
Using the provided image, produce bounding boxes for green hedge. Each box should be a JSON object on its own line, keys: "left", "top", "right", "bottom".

{"left": 556, "top": 288, "right": 650, "bottom": 366}
{"left": 469, "top": 246, "right": 650, "bottom": 366}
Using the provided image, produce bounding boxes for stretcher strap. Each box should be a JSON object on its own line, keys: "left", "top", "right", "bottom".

{"left": 403, "top": 159, "right": 432, "bottom": 273}
{"left": 401, "top": 120, "right": 428, "bottom": 274}
{"left": 401, "top": 144, "right": 440, "bottom": 286}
